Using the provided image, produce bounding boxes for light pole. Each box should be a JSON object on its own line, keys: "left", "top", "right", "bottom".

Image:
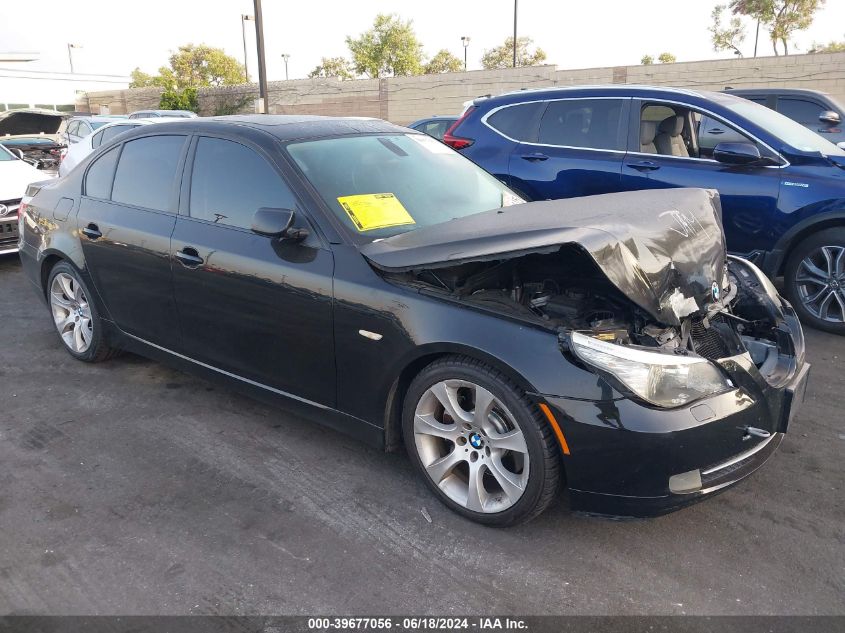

{"left": 281, "top": 53, "right": 290, "bottom": 80}
{"left": 253, "top": 0, "right": 269, "bottom": 113}
{"left": 67, "top": 43, "right": 81, "bottom": 73}
{"left": 241, "top": 14, "right": 254, "bottom": 82}
{"left": 461, "top": 36, "right": 470, "bottom": 71}
{"left": 512, "top": 0, "right": 518, "bottom": 68}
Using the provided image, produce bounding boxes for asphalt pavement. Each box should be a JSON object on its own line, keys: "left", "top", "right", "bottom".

{"left": 0, "top": 254, "right": 843, "bottom": 615}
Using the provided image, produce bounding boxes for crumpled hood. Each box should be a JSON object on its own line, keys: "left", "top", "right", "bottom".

{"left": 0, "top": 110, "right": 65, "bottom": 138}
{"left": 362, "top": 188, "right": 728, "bottom": 326}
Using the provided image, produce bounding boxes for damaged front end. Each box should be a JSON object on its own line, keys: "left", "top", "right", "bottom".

{"left": 364, "top": 188, "right": 806, "bottom": 409}
{"left": 0, "top": 109, "right": 67, "bottom": 171}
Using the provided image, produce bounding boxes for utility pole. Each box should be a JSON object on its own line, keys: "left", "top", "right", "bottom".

{"left": 512, "top": 0, "right": 518, "bottom": 68}
{"left": 753, "top": 19, "right": 760, "bottom": 57}
{"left": 281, "top": 54, "right": 290, "bottom": 80}
{"left": 253, "top": 0, "right": 269, "bottom": 113}
{"left": 241, "top": 15, "right": 254, "bottom": 82}
{"left": 461, "top": 36, "right": 470, "bottom": 71}
{"left": 67, "top": 43, "right": 81, "bottom": 73}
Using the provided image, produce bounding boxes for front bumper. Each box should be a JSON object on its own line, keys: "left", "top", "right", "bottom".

{"left": 0, "top": 209, "right": 20, "bottom": 255}
{"left": 542, "top": 357, "right": 810, "bottom": 519}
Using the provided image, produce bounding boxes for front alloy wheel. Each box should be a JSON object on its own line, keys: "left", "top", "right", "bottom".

{"left": 403, "top": 357, "right": 561, "bottom": 526}
{"left": 785, "top": 228, "right": 845, "bottom": 334}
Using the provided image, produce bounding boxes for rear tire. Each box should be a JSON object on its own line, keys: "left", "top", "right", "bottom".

{"left": 402, "top": 356, "right": 561, "bottom": 526}
{"left": 47, "top": 261, "right": 119, "bottom": 362}
{"left": 784, "top": 228, "right": 845, "bottom": 334}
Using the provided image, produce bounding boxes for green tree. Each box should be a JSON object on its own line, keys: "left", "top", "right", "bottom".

{"left": 658, "top": 52, "right": 677, "bottom": 63}
{"left": 640, "top": 54, "right": 654, "bottom": 65}
{"left": 710, "top": 5, "right": 747, "bottom": 56}
{"left": 129, "top": 44, "right": 246, "bottom": 91}
{"left": 810, "top": 38, "right": 845, "bottom": 52}
{"left": 424, "top": 49, "right": 464, "bottom": 74}
{"left": 345, "top": 14, "right": 424, "bottom": 78}
{"left": 481, "top": 37, "right": 547, "bottom": 69}
{"left": 159, "top": 87, "right": 199, "bottom": 113}
{"left": 730, "top": 0, "right": 826, "bottom": 55}
{"left": 308, "top": 56, "right": 356, "bottom": 79}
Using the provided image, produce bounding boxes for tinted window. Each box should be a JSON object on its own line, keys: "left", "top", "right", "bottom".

{"left": 487, "top": 102, "right": 545, "bottom": 142}
{"left": 66, "top": 121, "right": 79, "bottom": 136}
{"left": 112, "top": 135, "right": 185, "bottom": 211}
{"left": 189, "top": 137, "right": 296, "bottom": 229}
{"left": 77, "top": 121, "right": 92, "bottom": 135}
{"left": 538, "top": 99, "right": 625, "bottom": 149}
{"left": 91, "top": 130, "right": 105, "bottom": 149}
{"left": 84, "top": 146, "right": 119, "bottom": 199}
{"left": 778, "top": 98, "right": 824, "bottom": 123}
{"left": 100, "top": 124, "right": 139, "bottom": 145}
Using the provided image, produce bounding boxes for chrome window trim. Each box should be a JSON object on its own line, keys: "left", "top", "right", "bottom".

{"left": 480, "top": 96, "right": 631, "bottom": 153}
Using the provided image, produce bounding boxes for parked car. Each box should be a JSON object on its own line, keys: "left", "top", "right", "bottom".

{"left": 0, "top": 142, "right": 43, "bottom": 255}
{"left": 62, "top": 116, "right": 127, "bottom": 146}
{"left": 127, "top": 109, "right": 198, "bottom": 120}
{"left": 445, "top": 85, "right": 845, "bottom": 333}
{"left": 0, "top": 108, "right": 68, "bottom": 172}
{"left": 726, "top": 88, "right": 845, "bottom": 150}
{"left": 19, "top": 116, "right": 808, "bottom": 525}
{"left": 407, "top": 116, "right": 459, "bottom": 141}
{"left": 59, "top": 118, "right": 183, "bottom": 176}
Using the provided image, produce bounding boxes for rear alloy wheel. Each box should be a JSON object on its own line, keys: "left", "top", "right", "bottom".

{"left": 47, "top": 262, "right": 118, "bottom": 362}
{"left": 403, "top": 357, "right": 561, "bottom": 526}
{"left": 785, "top": 228, "right": 845, "bottom": 334}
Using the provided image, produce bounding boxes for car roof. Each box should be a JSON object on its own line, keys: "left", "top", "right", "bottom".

{"left": 116, "top": 115, "right": 410, "bottom": 142}
{"left": 96, "top": 118, "right": 186, "bottom": 130}
{"left": 70, "top": 115, "right": 127, "bottom": 123}
{"left": 475, "top": 84, "right": 724, "bottom": 107}
{"left": 725, "top": 88, "right": 833, "bottom": 98}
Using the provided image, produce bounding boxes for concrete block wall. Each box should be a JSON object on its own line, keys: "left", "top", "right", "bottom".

{"left": 81, "top": 52, "right": 845, "bottom": 123}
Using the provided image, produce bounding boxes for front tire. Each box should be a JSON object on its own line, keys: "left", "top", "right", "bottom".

{"left": 47, "top": 261, "right": 118, "bottom": 362}
{"left": 402, "top": 356, "right": 561, "bottom": 526}
{"left": 784, "top": 228, "right": 845, "bottom": 334}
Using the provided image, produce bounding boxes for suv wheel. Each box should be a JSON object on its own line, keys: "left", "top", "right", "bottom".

{"left": 402, "top": 356, "right": 561, "bottom": 526}
{"left": 785, "top": 228, "right": 845, "bottom": 334}
{"left": 47, "top": 262, "right": 118, "bottom": 362}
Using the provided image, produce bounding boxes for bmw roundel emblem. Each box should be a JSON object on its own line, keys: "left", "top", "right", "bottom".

{"left": 469, "top": 433, "right": 484, "bottom": 449}
{"left": 712, "top": 282, "right": 721, "bottom": 302}
{"left": 0, "top": 204, "right": 7, "bottom": 217}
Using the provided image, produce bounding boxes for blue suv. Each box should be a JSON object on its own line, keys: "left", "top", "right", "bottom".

{"left": 445, "top": 86, "right": 845, "bottom": 333}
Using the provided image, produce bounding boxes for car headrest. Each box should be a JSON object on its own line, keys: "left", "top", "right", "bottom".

{"left": 659, "top": 115, "right": 684, "bottom": 136}
{"left": 640, "top": 120, "right": 658, "bottom": 144}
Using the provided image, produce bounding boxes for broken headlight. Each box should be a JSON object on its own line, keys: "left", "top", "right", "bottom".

{"left": 569, "top": 331, "right": 734, "bottom": 407}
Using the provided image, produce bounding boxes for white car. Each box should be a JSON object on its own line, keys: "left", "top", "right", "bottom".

{"left": 59, "top": 118, "right": 182, "bottom": 176}
{"left": 0, "top": 143, "right": 45, "bottom": 255}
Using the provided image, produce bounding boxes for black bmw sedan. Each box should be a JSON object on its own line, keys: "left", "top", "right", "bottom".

{"left": 18, "top": 116, "right": 809, "bottom": 526}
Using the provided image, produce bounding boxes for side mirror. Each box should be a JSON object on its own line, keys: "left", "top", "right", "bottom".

{"left": 251, "top": 207, "right": 309, "bottom": 241}
{"left": 713, "top": 142, "right": 762, "bottom": 166}
{"left": 819, "top": 110, "right": 841, "bottom": 125}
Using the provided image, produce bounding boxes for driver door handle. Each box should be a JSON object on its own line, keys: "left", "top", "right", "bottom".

{"left": 175, "top": 247, "right": 204, "bottom": 267}
{"left": 81, "top": 223, "right": 102, "bottom": 240}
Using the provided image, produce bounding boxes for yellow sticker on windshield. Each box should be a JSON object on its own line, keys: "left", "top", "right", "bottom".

{"left": 337, "top": 193, "right": 415, "bottom": 232}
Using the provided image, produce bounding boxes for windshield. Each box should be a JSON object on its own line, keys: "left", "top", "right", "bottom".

{"left": 0, "top": 144, "right": 15, "bottom": 161}
{"left": 287, "top": 134, "right": 522, "bottom": 242}
{"left": 725, "top": 99, "right": 845, "bottom": 156}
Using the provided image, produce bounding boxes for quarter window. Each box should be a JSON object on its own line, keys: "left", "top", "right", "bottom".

{"left": 189, "top": 137, "right": 297, "bottom": 229}
{"left": 487, "top": 102, "right": 545, "bottom": 142}
{"left": 537, "top": 99, "right": 625, "bottom": 150}
{"left": 111, "top": 135, "right": 185, "bottom": 211}
{"left": 84, "top": 146, "right": 119, "bottom": 199}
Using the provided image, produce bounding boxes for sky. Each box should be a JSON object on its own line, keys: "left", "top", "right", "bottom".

{"left": 2, "top": 0, "right": 844, "bottom": 81}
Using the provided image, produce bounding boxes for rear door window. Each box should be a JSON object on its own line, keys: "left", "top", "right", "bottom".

{"left": 111, "top": 135, "right": 186, "bottom": 211}
{"left": 100, "top": 124, "right": 139, "bottom": 146}
{"left": 486, "top": 102, "right": 545, "bottom": 142}
{"left": 537, "top": 99, "right": 626, "bottom": 150}
{"left": 189, "top": 136, "right": 297, "bottom": 229}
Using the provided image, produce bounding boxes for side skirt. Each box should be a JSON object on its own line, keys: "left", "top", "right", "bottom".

{"left": 102, "top": 321, "right": 385, "bottom": 450}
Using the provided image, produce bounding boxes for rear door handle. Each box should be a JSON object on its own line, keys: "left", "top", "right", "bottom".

{"left": 629, "top": 160, "right": 661, "bottom": 172}
{"left": 175, "top": 247, "right": 204, "bottom": 267}
{"left": 81, "top": 223, "right": 102, "bottom": 240}
{"left": 709, "top": 129, "right": 725, "bottom": 135}
{"left": 520, "top": 152, "right": 549, "bottom": 162}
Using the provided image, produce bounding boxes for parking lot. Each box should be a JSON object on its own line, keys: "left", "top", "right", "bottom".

{"left": 0, "top": 252, "right": 843, "bottom": 615}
